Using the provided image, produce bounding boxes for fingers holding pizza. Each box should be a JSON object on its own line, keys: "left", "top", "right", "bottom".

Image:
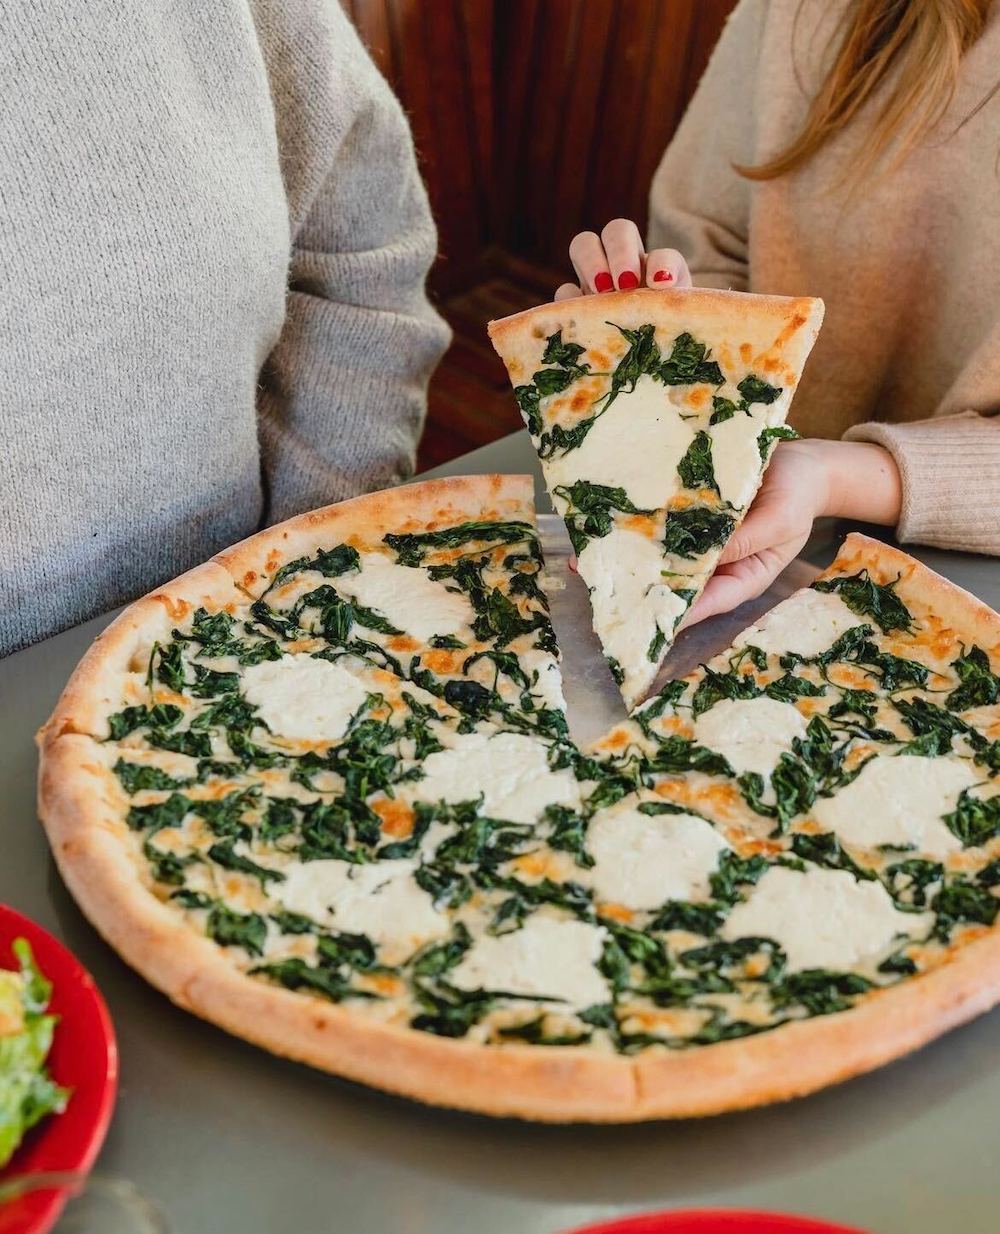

{"left": 555, "top": 217, "right": 692, "bottom": 299}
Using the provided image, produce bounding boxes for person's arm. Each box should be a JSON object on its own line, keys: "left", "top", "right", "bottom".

{"left": 256, "top": 5, "right": 450, "bottom": 521}
{"left": 646, "top": 0, "right": 766, "bottom": 291}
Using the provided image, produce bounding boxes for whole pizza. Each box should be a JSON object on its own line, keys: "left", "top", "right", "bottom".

{"left": 37, "top": 470, "right": 1000, "bottom": 1121}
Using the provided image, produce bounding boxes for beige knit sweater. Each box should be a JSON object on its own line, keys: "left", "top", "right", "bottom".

{"left": 649, "top": 0, "right": 1000, "bottom": 554}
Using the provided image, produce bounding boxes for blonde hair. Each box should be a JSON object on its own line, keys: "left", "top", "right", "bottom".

{"left": 738, "top": 0, "right": 994, "bottom": 182}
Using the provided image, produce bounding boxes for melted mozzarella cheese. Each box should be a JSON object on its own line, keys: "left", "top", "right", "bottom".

{"left": 812, "top": 754, "right": 979, "bottom": 855}
{"left": 336, "top": 552, "right": 473, "bottom": 641}
{"left": 450, "top": 916, "right": 609, "bottom": 1008}
{"left": 545, "top": 374, "right": 693, "bottom": 509}
{"left": 587, "top": 804, "right": 730, "bottom": 909}
{"left": 733, "top": 589, "right": 861, "bottom": 659}
{"left": 241, "top": 655, "right": 368, "bottom": 742}
{"left": 577, "top": 527, "right": 687, "bottom": 683}
{"left": 416, "top": 731, "right": 580, "bottom": 824}
{"left": 721, "top": 865, "right": 933, "bottom": 972}
{"left": 275, "top": 859, "right": 449, "bottom": 950}
{"left": 709, "top": 409, "right": 765, "bottom": 509}
{"left": 692, "top": 695, "right": 807, "bottom": 777}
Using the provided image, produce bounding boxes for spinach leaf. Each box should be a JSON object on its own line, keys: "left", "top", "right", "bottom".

{"left": 757, "top": 425, "right": 799, "bottom": 461}
{"left": 737, "top": 374, "right": 782, "bottom": 406}
{"left": 932, "top": 880, "right": 999, "bottom": 938}
{"left": 691, "top": 666, "right": 760, "bottom": 718}
{"left": 655, "top": 332, "right": 724, "bottom": 387}
{"left": 126, "top": 792, "right": 190, "bottom": 833}
{"left": 152, "top": 640, "right": 186, "bottom": 692}
{"left": 384, "top": 521, "right": 534, "bottom": 568}
{"left": 252, "top": 958, "right": 374, "bottom": 1003}
{"left": 770, "top": 969, "right": 872, "bottom": 1016}
{"left": 791, "top": 832, "right": 875, "bottom": 881}
{"left": 542, "top": 329, "right": 587, "bottom": 368}
{"left": 553, "top": 480, "right": 650, "bottom": 554}
{"left": 206, "top": 840, "right": 283, "bottom": 887}
{"left": 763, "top": 673, "right": 826, "bottom": 704}
{"left": 944, "top": 789, "right": 1000, "bottom": 848}
{"left": 893, "top": 697, "right": 973, "bottom": 754}
{"left": 947, "top": 646, "right": 1000, "bottom": 711}
{"left": 650, "top": 900, "right": 725, "bottom": 935}
{"left": 647, "top": 627, "right": 667, "bottom": 663}
{"left": 107, "top": 703, "right": 183, "bottom": 741}
{"left": 514, "top": 384, "right": 542, "bottom": 436}
{"left": 884, "top": 859, "right": 943, "bottom": 908}
{"left": 676, "top": 431, "right": 718, "bottom": 494}
{"left": 662, "top": 507, "right": 736, "bottom": 559}
{"left": 142, "top": 838, "right": 199, "bottom": 886}
{"left": 545, "top": 805, "right": 594, "bottom": 868}
{"left": 206, "top": 904, "right": 267, "bottom": 956}
{"left": 680, "top": 936, "right": 785, "bottom": 983}
{"left": 113, "top": 759, "right": 191, "bottom": 794}
{"left": 497, "top": 1017, "right": 591, "bottom": 1046}
{"left": 813, "top": 571, "right": 913, "bottom": 634}
{"left": 599, "top": 323, "right": 661, "bottom": 410}
{"left": 709, "top": 396, "right": 740, "bottom": 425}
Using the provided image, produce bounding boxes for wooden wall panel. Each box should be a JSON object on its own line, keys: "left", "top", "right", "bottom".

{"left": 342, "top": 0, "right": 495, "bottom": 291}
{"left": 495, "top": 0, "right": 734, "bottom": 268}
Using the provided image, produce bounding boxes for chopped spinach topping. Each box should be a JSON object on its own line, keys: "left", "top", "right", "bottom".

{"left": 552, "top": 480, "right": 650, "bottom": 554}
{"left": 757, "top": 425, "right": 799, "bottom": 461}
{"left": 946, "top": 646, "right": 1000, "bottom": 711}
{"left": 661, "top": 507, "right": 736, "bottom": 560}
{"left": 813, "top": 571, "right": 914, "bottom": 634}
{"left": 676, "top": 431, "right": 719, "bottom": 495}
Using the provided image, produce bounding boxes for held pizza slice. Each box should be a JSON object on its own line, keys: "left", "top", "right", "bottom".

{"left": 489, "top": 288, "right": 824, "bottom": 709}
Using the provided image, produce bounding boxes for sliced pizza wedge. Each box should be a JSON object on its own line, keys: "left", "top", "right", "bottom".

{"left": 211, "top": 474, "right": 568, "bottom": 740}
{"left": 489, "top": 287, "right": 824, "bottom": 708}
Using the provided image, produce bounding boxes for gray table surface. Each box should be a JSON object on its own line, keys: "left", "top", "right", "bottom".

{"left": 4, "top": 431, "right": 999, "bottom": 1234}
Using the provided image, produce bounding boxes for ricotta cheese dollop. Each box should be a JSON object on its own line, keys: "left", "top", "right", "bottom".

{"left": 546, "top": 373, "right": 693, "bottom": 510}
{"left": 720, "top": 865, "right": 933, "bottom": 972}
{"left": 587, "top": 803, "right": 730, "bottom": 910}
{"left": 708, "top": 408, "right": 766, "bottom": 510}
{"left": 733, "top": 589, "right": 862, "bottom": 660}
{"left": 274, "top": 859, "right": 449, "bottom": 951}
{"left": 242, "top": 655, "right": 368, "bottom": 743}
{"left": 576, "top": 527, "right": 688, "bottom": 682}
{"left": 415, "top": 731, "right": 580, "bottom": 824}
{"left": 336, "top": 551, "right": 474, "bottom": 642}
{"left": 692, "top": 695, "right": 808, "bottom": 778}
{"left": 449, "top": 916, "right": 610, "bottom": 1009}
{"left": 812, "top": 754, "right": 979, "bottom": 856}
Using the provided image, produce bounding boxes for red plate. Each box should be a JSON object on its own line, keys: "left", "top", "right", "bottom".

{"left": 562, "top": 1211, "right": 871, "bottom": 1234}
{"left": 0, "top": 906, "right": 118, "bottom": 1234}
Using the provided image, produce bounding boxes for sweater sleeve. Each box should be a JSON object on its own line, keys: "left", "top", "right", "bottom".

{"left": 257, "top": 8, "right": 450, "bottom": 522}
{"left": 843, "top": 412, "right": 1000, "bottom": 555}
{"left": 646, "top": 0, "right": 766, "bottom": 290}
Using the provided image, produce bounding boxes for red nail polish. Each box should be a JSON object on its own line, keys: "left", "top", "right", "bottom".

{"left": 653, "top": 269, "right": 673, "bottom": 283}
{"left": 594, "top": 271, "right": 614, "bottom": 293}
{"left": 617, "top": 270, "right": 639, "bottom": 290}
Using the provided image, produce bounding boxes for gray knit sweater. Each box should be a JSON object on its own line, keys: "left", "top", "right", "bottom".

{"left": 0, "top": 0, "right": 450, "bottom": 657}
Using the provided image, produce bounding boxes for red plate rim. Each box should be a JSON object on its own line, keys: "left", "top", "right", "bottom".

{"left": 561, "top": 1209, "right": 871, "bottom": 1234}
{"left": 0, "top": 906, "right": 118, "bottom": 1234}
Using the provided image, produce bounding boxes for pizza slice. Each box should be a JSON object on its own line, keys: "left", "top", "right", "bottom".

{"left": 211, "top": 475, "right": 568, "bottom": 740}
{"left": 489, "top": 287, "right": 824, "bottom": 709}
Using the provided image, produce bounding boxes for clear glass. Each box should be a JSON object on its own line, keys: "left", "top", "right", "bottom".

{"left": 0, "top": 1172, "right": 169, "bottom": 1233}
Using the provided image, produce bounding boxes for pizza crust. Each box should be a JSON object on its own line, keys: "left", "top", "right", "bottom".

{"left": 213, "top": 474, "right": 536, "bottom": 599}
{"left": 38, "top": 560, "right": 246, "bottom": 745}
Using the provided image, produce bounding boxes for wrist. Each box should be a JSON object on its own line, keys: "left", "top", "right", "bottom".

{"left": 794, "top": 438, "right": 902, "bottom": 526}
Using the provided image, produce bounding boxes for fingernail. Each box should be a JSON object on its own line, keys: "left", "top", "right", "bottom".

{"left": 594, "top": 271, "right": 614, "bottom": 293}
{"left": 617, "top": 270, "right": 639, "bottom": 290}
{"left": 653, "top": 269, "right": 673, "bottom": 283}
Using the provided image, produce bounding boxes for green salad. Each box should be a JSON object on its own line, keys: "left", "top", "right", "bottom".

{"left": 0, "top": 939, "right": 70, "bottom": 1167}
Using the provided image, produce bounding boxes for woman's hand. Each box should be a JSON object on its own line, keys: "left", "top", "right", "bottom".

{"left": 555, "top": 218, "right": 693, "bottom": 300}
{"left": 684, "top": 439, "right": 903, "bottom": 626}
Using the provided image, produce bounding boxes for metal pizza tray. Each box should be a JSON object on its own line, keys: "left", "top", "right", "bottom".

{"left": 537, "top": 513, "right": 819, "bottom": 743}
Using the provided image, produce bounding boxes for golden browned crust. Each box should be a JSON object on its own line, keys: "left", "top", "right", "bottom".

{"left": 488, "top": 287, "right": 825, "bottom": 374}
{"left": 38, "top": 560, "right": 245, "bottom": 746}
{"left": 819, "top": 532, "right": 1000, "bottom": 665}
{"left": 214, "top": 474, "right": 535, "bottom": 598}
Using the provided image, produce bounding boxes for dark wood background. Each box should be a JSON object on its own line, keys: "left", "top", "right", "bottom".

{"left": 340, "top": 0, "right": 736, "bottom": 466}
